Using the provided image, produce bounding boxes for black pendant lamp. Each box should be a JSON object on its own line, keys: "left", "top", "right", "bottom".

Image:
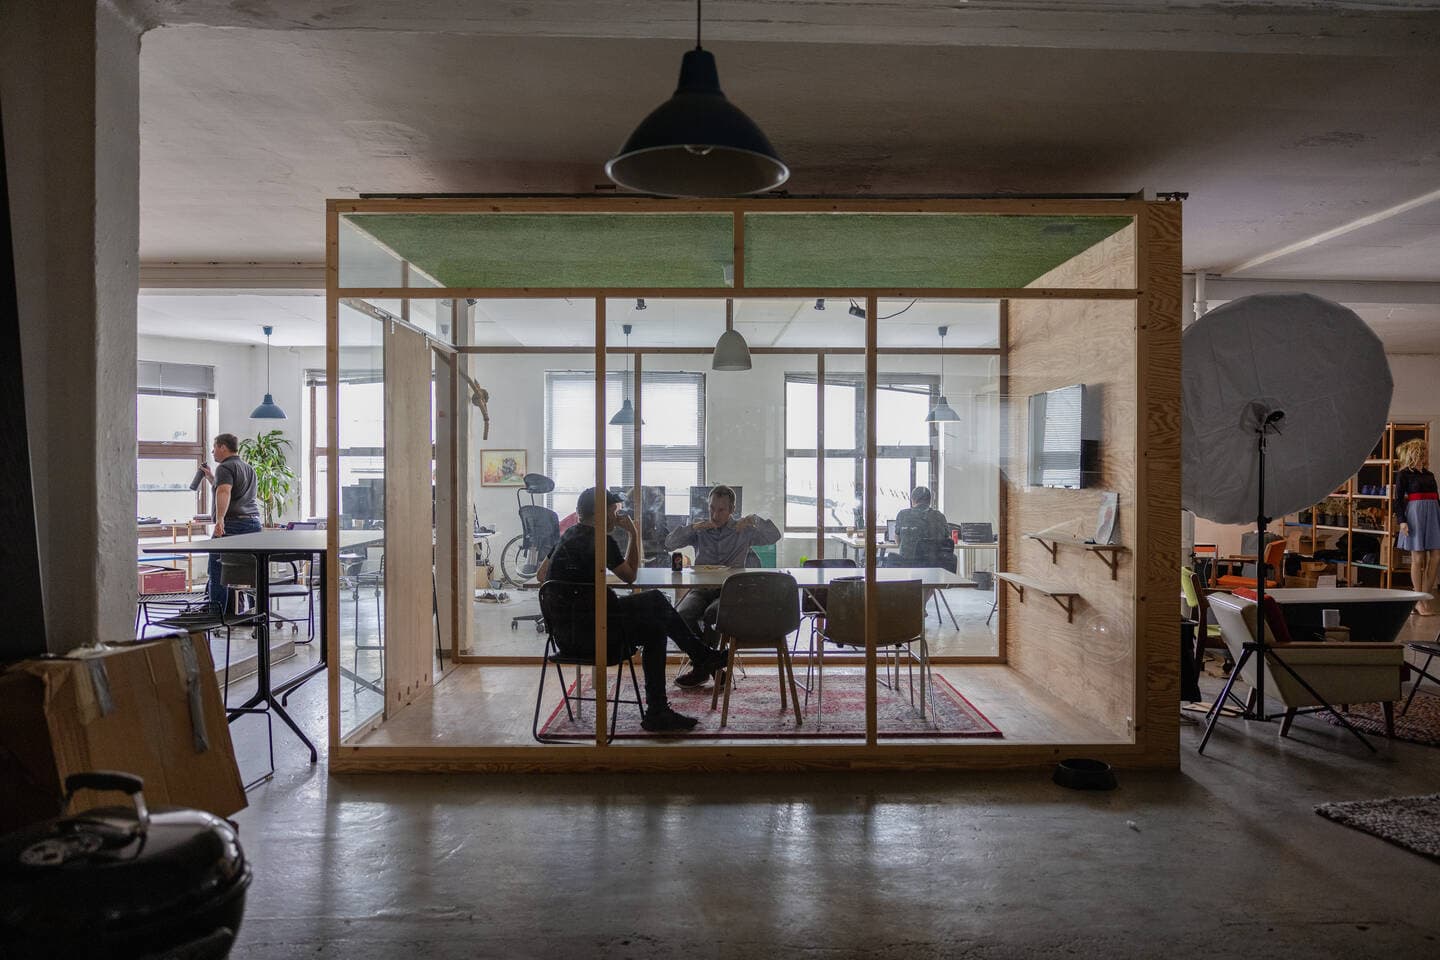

{"left": 250, "top": 325, "right": 287, "bottom": 419}
{"left": 610, "top": 324, "right": 644, "bottom": 426}
{"left": 926, "top": 325, "right": 961, "bottom": 423}
{"left": 605, "top": 0, "right": 789, "bottom": 198}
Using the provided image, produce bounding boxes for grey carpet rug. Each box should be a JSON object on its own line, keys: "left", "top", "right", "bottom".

{"left": 1315, "top": 794, "right": 1440, "bottom": 862}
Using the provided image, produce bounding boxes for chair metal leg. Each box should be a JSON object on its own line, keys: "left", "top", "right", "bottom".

{"left": 627, "top": 656, "right": 646, "bottom": 722}
{"left": 531, "top": 654, "right": 550, "bottom": 742}
{"left": 936, "top": 590, "right": 959, "bottom": 630}
{"left": 1401, "top": 651, "right": 1437, "bottom": 715}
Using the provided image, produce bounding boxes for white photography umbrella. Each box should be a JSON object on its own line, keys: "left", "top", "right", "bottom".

{"left": 1182, "top": 293, "right": 1392, "bottom": 753}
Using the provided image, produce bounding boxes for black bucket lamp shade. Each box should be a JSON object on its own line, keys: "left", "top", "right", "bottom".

{"left": 610, "top": 323, "right": 644, "bottom": 426}
{"left": 712, "top": 299, "right": 751, "bottom": 371}
{"left": 926, "top": 325, "right": 960, "bottom": 423}
{"left": 604, "top": 1, "right": 789, "bottom": 198}
{"left": 250, "top": 325, "right": 287, "bottom": 419}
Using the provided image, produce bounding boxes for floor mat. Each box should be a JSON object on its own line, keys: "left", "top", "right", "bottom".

{"left": 538, "top": 670, "right": 1002, "bottom": 739}
{"left": 1315, "top": 793, "right": 1440, "bottom": 862}
{"left": 1323, "top": 691, "right": 1440, "bottom": 747}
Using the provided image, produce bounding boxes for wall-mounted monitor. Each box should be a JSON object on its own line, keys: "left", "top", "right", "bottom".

{"left": 1027, "top": 384, "right": 1098, "bottom": 489}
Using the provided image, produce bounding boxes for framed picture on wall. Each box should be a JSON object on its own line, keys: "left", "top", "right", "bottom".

{"left": 480, "top": 449, "right": 527, "bottom": 486}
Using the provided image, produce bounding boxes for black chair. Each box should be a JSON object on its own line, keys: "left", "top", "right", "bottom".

{"left": 505, "top": 473, "right": 561, "bottom": 631}
{"left": 911, "top": 539, "right": 959, "bottom": 629}
{"left": 265, "top": 554, "right": 315, "bottom": 641}
{"left": 795, "top": 558, "right": 857, "bottom": 698}
{"left": 531, "top": 580, "right": 645, "bottom": 743}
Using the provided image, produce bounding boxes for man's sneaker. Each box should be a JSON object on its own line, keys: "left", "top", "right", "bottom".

{"left": 641, "top": 704, "right": 699, "bottom": 733}
{"left": 674, "top": 663, "right": 713, "bottom": 687}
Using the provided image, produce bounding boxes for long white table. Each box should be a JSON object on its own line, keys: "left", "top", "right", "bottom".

{"left": 143, "top": 529, "right": 383, "bottom": 762}
{"left": 608, "top": 566, "right": 976, "bottom": 589}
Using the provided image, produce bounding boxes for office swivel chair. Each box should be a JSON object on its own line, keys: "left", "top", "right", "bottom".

{"left": 502, "top": 473, "right": 561, "bottom": 631}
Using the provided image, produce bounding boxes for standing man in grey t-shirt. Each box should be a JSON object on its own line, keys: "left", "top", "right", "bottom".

{"left": 200, "top": 433, "right": 263, "bottom": 613}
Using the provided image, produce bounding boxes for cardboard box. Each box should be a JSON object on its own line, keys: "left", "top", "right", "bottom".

{"left": 139, "top": 564, "right": 187, "bottom": 594}
{"left": 0, "top": 635, "right": 246, "bottom": 833}
{"left": 1284, "top": 576, "right": 1319, "bottom": 588}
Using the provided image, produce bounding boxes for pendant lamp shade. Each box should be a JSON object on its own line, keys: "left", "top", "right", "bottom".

{"left": 926, "top": 396, "right": 961, "bottom": 423}
{"left": 605, "top": 47, "right": 789, "bottom": 198}
{"left": 250, "top": 325, "right": 287, "bottom": 419}
{"left": 610, "top": 323, "right": 645, "bottom": 425}
{"left": 712, "top": 328, "right": 752, "bottom": 371}
{"left": 609, "top": 397, "right": 638, "bottom": 426}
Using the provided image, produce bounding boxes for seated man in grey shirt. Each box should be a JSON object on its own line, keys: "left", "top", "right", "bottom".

{"left": 664, "top": 484, "right": 782, "bottom": 647}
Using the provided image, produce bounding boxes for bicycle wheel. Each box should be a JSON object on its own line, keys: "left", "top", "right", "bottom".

{"left": 499, "top": 535, "right": 538, "bottom": 588}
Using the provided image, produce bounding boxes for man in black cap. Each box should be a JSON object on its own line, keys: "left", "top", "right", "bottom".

{"left": 538, "top": 487, "right": 726, "bottom": 732}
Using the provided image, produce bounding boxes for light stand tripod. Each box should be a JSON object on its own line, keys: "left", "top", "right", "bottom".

{"left": 1197, "top": 408, "right": 1376, "bottom": 754}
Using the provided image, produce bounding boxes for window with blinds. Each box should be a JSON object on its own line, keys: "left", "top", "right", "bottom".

{"left": 783, "top": 372, "right": 938, "bottom": 531}
{"left": 136, "top": 361, "right": 216, "bottom": 522}
{"left": 544, "top": 371, "right": 706, "bottom": 517}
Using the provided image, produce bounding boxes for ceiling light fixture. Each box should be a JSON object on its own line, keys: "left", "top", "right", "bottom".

{"left": 848, "top": 301, "right": 866, "bottom": 320}
{"left": 926, "top": 325, "right": 961, "bottom": 423}
{"left": 610, "top": 323, "right": 644, "bottom": 426}
{"left": 604, "top": 0, "right": 789, "bottom": 197}
{"left": 249, "top": 325, "right": 287, "bottom": 419}
{"left": 814, "top": 298, "right": 825, "bottom": 311}
{"left": 712, "top": 299, "right": 751, "bottom": 371}
{"left": 635, "top": 298, "right": 647, "bottom": 311}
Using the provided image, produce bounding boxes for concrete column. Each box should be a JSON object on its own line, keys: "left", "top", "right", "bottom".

{"left": 1, "top": 1, "right": 141, "bottom": 652}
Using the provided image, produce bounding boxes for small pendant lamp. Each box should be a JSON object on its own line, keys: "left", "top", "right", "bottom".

{"left": 610, "top": 323, "right": 644, "bottom": 426}
{"left": 926, "top": 325, "right": 961, "bottom": 423}
{"left": 605, "top": 0, "right": 789, "bottom": 198}
{"left": 250, "top": 325, "right": 287, "bottom": 419}
{"left": 712, "top": 298, "right": 751, "bottom": 371}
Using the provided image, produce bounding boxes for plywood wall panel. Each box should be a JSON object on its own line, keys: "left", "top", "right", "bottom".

{"left": 384, "top": 323, "right": 435, "bottom": 715}
{"left": 1003, "top": 225, "right": 1138, "bottom": 740}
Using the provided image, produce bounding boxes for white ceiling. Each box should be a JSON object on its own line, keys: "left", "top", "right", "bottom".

{"left": 129, "top": 1, "right": 1440, "bottom": 351}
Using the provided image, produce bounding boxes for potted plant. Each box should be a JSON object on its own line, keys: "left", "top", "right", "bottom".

{"left": 239, "top": 429, "right": 297, "bottom": 527}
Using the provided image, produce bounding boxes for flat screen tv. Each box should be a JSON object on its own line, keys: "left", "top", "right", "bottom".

{"left": 1027, "top": 384, "right": 1097, "bottom": 489}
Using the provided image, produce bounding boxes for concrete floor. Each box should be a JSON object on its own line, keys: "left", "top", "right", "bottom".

{"left": 223, "top": 634, "right": 1440, "bottom": 958}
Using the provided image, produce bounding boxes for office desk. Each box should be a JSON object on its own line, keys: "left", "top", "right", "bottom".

{"left": 144, "top": 530, "right": 382, "bottom": 761}
{"left": 828, "top": 535, "right": 997, "bottom": 577}
{"left": 1266, "top": 587, "right": 1431, "bottom": 644}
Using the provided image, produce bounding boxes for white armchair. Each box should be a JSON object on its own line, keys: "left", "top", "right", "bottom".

{"left": 1207, "top": 592, "right": 1404, "bottom": 739}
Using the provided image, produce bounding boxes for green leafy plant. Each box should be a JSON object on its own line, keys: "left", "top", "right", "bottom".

{"left": 239, "top": 430, "right": 297, "bottom": 526}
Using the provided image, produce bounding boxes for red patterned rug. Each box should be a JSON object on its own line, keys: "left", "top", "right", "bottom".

{"left": 538, "top": 670, "right": 1002, "bottom": 739}
{"left": 1323, "top": 691, "right": 1440, "bottom": 747}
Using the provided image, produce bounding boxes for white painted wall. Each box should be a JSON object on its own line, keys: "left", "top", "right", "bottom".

{"left": 1192, "top": 352, "right": 1440, "bottom": 555}
{"left": 137, "top": 335, "right": 323, "bottom": 522}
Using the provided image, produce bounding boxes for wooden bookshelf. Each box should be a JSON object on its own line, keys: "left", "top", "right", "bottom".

{"left": 1282, "top": 422, "right": 1429, "bottom": 588}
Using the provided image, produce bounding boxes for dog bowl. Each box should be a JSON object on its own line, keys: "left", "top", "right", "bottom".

{"left": 1052, "top": 757, "right": 1117, "bottom": 791}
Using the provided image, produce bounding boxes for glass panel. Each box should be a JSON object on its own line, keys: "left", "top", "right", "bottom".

{"left": 137, "top": 394, "right": 199, "bottom": 443}
{"left": 337, "top": 301, "right": 385, "bottom": 738}
{"left": 137, "top": 458, "right": 201, "bottom": 522}
{"left": 875, "top": 299, "right": 1000, "bottom": 349}
{"left": 341, "top": 213, "right": 734, "bottom": 289}
{"left": 744, "top": 213, "right": 1135, "bottom": 289}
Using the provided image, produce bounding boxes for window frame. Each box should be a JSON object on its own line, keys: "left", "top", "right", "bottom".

{"left": 136, "top": 392, "right": 211, "bottom": 519}
{"left": 544, "top": 369, "right": 707, "bottom": 514}
{"left": 783, "top": 371, "right": 939, "bottom": 533}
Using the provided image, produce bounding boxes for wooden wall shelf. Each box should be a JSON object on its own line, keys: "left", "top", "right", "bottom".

{"left": 995, "top": 572, "right": 1079, "bottom": 622}
{"left": 1023, "top": 533, "right": 1128, "bottom": 579}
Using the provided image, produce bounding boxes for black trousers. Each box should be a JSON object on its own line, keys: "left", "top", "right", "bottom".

{"left": 611, "top": 590, "right": 711, "bottom": 705}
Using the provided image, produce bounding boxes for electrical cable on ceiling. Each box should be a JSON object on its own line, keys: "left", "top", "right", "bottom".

{"left": 848, "top": 298, "right": 919, "bottom": 321}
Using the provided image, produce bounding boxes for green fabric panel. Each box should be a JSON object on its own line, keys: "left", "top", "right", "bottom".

{"left": 743, "top": 214, "right": 1133, "bottom": 288}
{"left": 345, "top": 213, "right": 734, "bottom": 288}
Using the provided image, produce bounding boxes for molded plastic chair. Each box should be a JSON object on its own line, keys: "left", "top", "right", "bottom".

{"left": 818, "top": 578, "right": 932, "bottom": 724}
{"left": 710, "top": 572, "right": 803, "bottom": 728}
{"left": 1181, "top": 566, "right": 1226, "bottom": 661}
{"left": 531, "top": 580, "right": 645, "bottom": 742}
{"left": 1216, "top": 539, "right": 1285, "bottom": 590}
{"left": 795, "top": 558, "right": 857, "bottom": 695}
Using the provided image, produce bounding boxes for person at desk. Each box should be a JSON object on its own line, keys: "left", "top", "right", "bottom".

{"left": 886, "top": 486, "right": 955, "bottom": 571}
{"left": 199, "top": 433, "right": 262, "bottom": 614}
{"left": 538, "top": 488, "right": 726, "bottom": 733}
{"left": 664, "top": 484, "right": 781, "bottom": 647}
{"left": 1394, "top": 439, "right": 1440, "bottom": 615}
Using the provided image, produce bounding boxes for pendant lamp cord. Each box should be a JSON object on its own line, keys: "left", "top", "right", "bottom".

{"left": 696, "top": 0, "right": 703, "bottom": 49}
